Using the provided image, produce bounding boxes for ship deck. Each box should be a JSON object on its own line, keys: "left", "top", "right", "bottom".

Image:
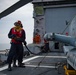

{"left": 0, "top": 52, "right": 67, "bottom": 75}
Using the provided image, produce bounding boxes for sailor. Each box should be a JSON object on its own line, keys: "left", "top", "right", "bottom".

{"left": 33, "top": 33, "right": 41, "bottom": 44}
{"left": 7, "top": 20, "right": 26, "bottom": 71}
{"left": 13, "top": 22, "right": 27, "bottom": 67}
{"left": 43, "top": 39, "right": 50, "bottom": 52}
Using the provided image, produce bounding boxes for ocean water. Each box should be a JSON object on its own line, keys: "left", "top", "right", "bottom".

{"left": 0, "top": 43, "right": 10, "bottom": 50}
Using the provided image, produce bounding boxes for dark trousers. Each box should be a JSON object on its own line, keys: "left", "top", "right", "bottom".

{"left": 7, "top": 43, "right": 24, "bottom": 65}
{"left": 44, "top": 43, "right": 49, "bottom": 52}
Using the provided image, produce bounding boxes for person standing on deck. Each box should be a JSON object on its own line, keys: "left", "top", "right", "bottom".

{"left": 13, "top": 22, "right": 27, "bottom": 67}
{"left": 33, "top": 33, "right": 41, "bottom": 44}
{"left": 7, "top": 20, "right": 26, "bottom": 71}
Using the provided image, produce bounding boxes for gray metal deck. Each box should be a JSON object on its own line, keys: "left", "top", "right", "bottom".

{"left": 0, "top": 52, "right": 66, "bottom": 75}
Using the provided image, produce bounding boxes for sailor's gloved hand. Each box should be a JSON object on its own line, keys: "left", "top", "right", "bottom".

{"left": 15, "top": 38, "right": 21, "bottom": 41}
{"left": 9, "top": 34, "right": 16, "bottom": 39}
{"left": 24, "top": 41, "right": 27, "bottom": 46}
{"left": 12, "top": 34, "right": 16, "bottom": 38}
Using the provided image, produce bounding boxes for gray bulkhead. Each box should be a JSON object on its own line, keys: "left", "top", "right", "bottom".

{"left": 32, "top": 0, "right": 76, "bottom": 51}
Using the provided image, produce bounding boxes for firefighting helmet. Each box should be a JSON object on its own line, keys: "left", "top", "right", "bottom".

{"left": 14, "top": 20, "right": 22, "bottom": 26}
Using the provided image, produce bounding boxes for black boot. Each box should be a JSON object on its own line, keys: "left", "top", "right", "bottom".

{"left": 13, "top": 63, "right": 17, "bottom": 67}
{"left": 18, "top": 65, "right": 25, "bottom": 68}
{"left": 18, "top": 62, "right": 25, "bottom": 68}
{"left": 8, "top": 64, "right": 12, "bottom": 71}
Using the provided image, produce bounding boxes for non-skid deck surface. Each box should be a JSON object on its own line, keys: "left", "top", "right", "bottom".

{"left": 0, "top": 52, "right": 66, "bottom": 75}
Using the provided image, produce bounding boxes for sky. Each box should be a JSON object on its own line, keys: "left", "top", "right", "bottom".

{"left": 0, "top": 0, "right": 34, "bottom": 44}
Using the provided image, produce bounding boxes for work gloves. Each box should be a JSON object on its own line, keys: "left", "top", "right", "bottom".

{"left": 9, "top": 34, "right": 16, "bottom": 39}
{"left": 9, "top": 34, "right": 25, "bottom": 42}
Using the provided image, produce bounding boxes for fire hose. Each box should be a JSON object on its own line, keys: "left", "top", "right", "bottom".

{"left": 24, "top": 45, "right": 42, "bottom": 55}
